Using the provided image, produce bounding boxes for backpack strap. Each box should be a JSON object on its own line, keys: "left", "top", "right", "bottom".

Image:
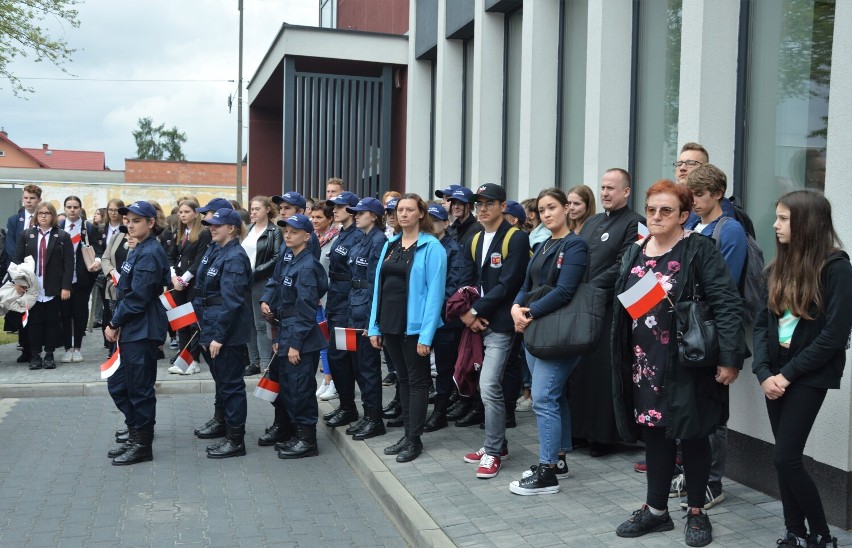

{"left": 470, "top": 226, "right": 522, "bottom": 262}
{"left": 470, "top": 231, "right": 481, "bottom": 262}
{"left": 710, "top": 216, "right": 730, "bottom": 249}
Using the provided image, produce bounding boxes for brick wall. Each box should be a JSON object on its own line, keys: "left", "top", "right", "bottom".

{"left": 125, "top": 159, "right": 248, "bottom": 187}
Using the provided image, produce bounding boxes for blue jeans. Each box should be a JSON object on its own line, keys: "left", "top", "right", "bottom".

{"left": 480, "top": 330, "right": 515, "bottom": 456}
{"left": 526, "top": 348, "right": 579, "bottom": 465}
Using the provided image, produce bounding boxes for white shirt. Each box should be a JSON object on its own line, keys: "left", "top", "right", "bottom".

{"left": 242, "top": 224, "right": 262, "bottom": 270}
{"left": 479, "top": 230, "right": 497, "bottom": 298}
{"left": 65, "top": 219, "right": 82, "bottom": 284}
{"left": 36, "top": 228, "right": 54, "bottom": 303}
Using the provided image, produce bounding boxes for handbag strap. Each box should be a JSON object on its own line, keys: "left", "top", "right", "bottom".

{"left": 543, "top": 237, "right": 570, "bottom": 287}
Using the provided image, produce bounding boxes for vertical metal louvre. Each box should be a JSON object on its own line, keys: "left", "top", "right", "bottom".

{"left": 285, "top": 71, "right": 390, "bottom": 200}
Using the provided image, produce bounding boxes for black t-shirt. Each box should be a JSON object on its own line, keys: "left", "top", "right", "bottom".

{"left": 379, "top": 243, "right": 414, "bottom": 334}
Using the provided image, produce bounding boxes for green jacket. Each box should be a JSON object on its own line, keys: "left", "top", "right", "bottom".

{"left": 611, "top": 232, "right": 745, "bottom": 442}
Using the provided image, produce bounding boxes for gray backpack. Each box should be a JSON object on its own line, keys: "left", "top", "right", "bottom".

{"left": 711, "top": 216, "right": 765, "bottom": 326}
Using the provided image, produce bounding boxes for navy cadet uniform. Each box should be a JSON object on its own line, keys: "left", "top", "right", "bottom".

{"left": 272, "top": 214, "right": 329, "bottom": 459}
{"left": 340, "top": 197, "right": 387, "bottom": 440}
{"left": 194, "top": 208, "right": 253, "bottom": 459}
{"left": 322, "top": 192, "right": 365, "bottom": 428}
{"left": 107, "top": 202, "right": 170, "bottom": 465}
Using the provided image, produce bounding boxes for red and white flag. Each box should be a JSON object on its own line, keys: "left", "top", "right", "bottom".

{"left": 334, "top": 327, "right": 359, "bottom": 351}
{"left": 637, "top": 222, "right": 650, "bottom": 241}
{"left": 318, "top": 320, "right": 330, "bottom": 341}
{"left": 253, "top": 375, "right": 280, "bottom": 402}
{"left": 172, "top": 347, "right": 195, "bottom": 374}
{"left": 617, "top": 271, "right": 668, "bottom": 320}
{"left": 110, "top": 270, "right": 120, "bottom": 286}
{"left": 159, "top": 292, "right": 178, "bottom": 311}
{"left": 21, "top": 303, "right": 28, "bottom": 328}
{"left": 167, "top": 302, "right": 198, "bottom": 331}
{"left": 100, "top": 348, "right": 121, "bottom": 379}
{"left": 70, "top": 233, "right": 82, "bottom": 245}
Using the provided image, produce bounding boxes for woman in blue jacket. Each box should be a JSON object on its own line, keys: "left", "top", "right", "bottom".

{"left": 509, "top": 188, "right": 588, "bottom": 495}
{"left": 369, "top": 194, "right": 447, "bottom": 462}
{"left": 753, "top": 190, "right": 852, "bottom": 548}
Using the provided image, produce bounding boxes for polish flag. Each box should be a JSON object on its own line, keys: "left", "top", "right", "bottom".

{"left": 172, "top": 347, "right": 195, "bottom": 374}
{"left": 334, "top": 327, "right": 359, "bottom": 351}
{"left": 100, "top": 348, "right": 121, "bottom": 379}
{"left": 318, "top": 320, "right": 330, "bottom": 341}
{"left": 110, "top": 270, "right": 120, "bottom": 286}
{"left": 21, "top": 303, "right": 28, "bottom": 328}
{"left": 637, "top": 222, "right": 650, "bottom": 241}
{"left": 167, "top": 302, "right": 199, "bottom": 331}
{"left": 617, "top": 271, "right": 668, "bottom": 320}
{"left": 71, "top": 233, "right": 82, "bottom": 245}
{"left": 159, "top": 292, "right": 178, "bottom": 311}
{"left": 253, "top": 374, "right": 279, "bottom": 402}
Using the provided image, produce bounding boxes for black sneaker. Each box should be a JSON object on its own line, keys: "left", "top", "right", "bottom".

{"left": 776, "top": 531, "right": 808, "bottom": 547}
{"left": 42, "top": 352, "right": 56, "bottom": 369}
{"left": 381, "top": 372, "right": 397, "bottom": 386}
{"left": 509, "top": 464, "right": 559, "bottom": 495}
{"left": 683, "top": 507, "right": 712, "bottom": 547}
{"left": 555, "top": 455, "right": 570, "bottom": 479}
{"left": 807, "top": 533, "right": 838, "bottom": 548}
{"left": 616, "top": 505, "right": 674, "bottom": 538}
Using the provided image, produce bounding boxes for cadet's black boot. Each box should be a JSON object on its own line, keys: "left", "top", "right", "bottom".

{"left": 323, "top": 405, "right": 343, "bottom": 421}
{"left": 208, "top": 425, "right": 247, "bottom": 459}
{"left": 352, "top": 406, "right": 386, "bottom": 440}
{"left": 278, "top": 425, "right": 319, "bottom": 459}
{"left": 258, "top": 404, "right": 292, "bottom": 446}
{"left": 345, "top": 406, "right": 370, "bottom": 435}
{"left": 381, "top": 392, "right": 402, "bottom": 419}
{"left": 396, "top": 435, "right": 423, "bottom": 463}
{"left": 115, "top": 428, "right": 129, "bottom": 443}
{"left": 423, "top": 396, "right": 449, "bottom": 433}
{"left": 455, "top": 399, "right": 484, "bottom": 427}
{"left": 195, "top": 407, "right": 227, "bottom": 439}
{"left": 108, "top": 428, "right": 135, "bottom": 458}
{"left": 112, "top": 429, "right": 153, "bottom": 465}
{"left": 446, "top": 397, "right": 471, "bottom": 421}
{"left": 326, "top": 406, "right": 358, "bottom": 428}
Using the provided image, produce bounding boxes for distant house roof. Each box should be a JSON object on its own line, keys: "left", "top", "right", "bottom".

{"left": 23, "top": 145, "right": 106, "bottom": 171}
{"left": 0, "top": 132, "right": 47, "bottom": 168}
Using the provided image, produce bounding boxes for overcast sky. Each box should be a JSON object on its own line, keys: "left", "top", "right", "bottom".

{"left": 2, "top": 0, "right": 317, "bottom": 170}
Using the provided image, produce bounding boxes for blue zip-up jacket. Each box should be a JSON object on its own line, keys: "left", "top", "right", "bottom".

{"left": 347, "top": 226, "right": 386, "bottom": 329}
{"left": 195, "top": 239, "right": 252, "bottom": 346}
{"left": 111, "top": 234, "right": 170, "bottom": 343}
{"left": 368, "top": 232, "right": 447, "bottom": 347}
{"left": 685, "top": 214, "right": 747, "bottom": 286}
{"left": 325, "top": 223, "right": 364, "bottom": 323}
{"left": 275, "top": 247, "right": 329, "bottom": 353}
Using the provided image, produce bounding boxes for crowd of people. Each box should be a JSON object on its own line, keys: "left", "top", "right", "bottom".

{"left": 2, "top": 139, "right": 849, "bottom": 548}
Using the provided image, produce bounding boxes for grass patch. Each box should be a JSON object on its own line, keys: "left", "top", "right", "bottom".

{"left": 0, "top": 331, "right": 19, "bottom": 345}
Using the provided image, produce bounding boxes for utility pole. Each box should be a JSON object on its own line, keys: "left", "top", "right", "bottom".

{"left": 236, "top": 0, "right": 244, "bottom": 206}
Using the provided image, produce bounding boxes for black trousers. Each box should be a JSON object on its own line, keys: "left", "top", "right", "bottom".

{"left": 767, "top": 379, "right": 829, "bottom": 537}
{"left": 61, "top": 281, "right": 93, "bottom": 349}
{"left": 202, "top": 345, "right": 248, "bottom": 427}
{"left": 432, "top": 327, "right": 461, "bottom": 397}
{"left": 116, "top": 340, "right": 158, "bottom": 432}
{"left": 276, "top": 350, "right": 319, "bottom": 425}
{"left": 327, "top": 318, "right": 382, "bottom": 410}
{"left": 29, "top": 298, "right": 61, "bottom": 354}
{"left": 172, "top": 289, "right": 200, "bottom": 360}
{"left": 384, "top": 334, "right": 432, "bottom": 437}
{"left": 644, "top": 426, "right": 711, "bottom": 510}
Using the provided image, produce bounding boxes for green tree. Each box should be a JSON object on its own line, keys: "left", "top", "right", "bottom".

{"left": 132, "top": 117, "right": 188, "bottom": 161}
{"left": 1, "top": 0, "right": 81, "bottom": 97}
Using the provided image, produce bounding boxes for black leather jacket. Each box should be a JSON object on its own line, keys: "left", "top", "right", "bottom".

{"left": 249, "top": 223, "right": 283, "bottom": 281}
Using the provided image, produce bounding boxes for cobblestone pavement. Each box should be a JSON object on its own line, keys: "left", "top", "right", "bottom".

{"left": 1, "top": 332, "right": 850, "bottom": 547}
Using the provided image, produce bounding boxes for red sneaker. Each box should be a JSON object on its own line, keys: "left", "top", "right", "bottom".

{"left": 476, "top": 454, "right": 502, "bottom": 478}
{"left": 633, "top": 460, "right": 647, "bottom": 473}
{"left": 463, "top": 446, "right": 509, "bottom": 464}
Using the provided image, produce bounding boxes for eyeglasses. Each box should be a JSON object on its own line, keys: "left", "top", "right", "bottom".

{"left": 673, "top": 160, "right": 702, "bottom": 168}
{"left": 107, "top": 208, "right": 119, "bottom": 213}
{"left": 37, "top": 212, "right": 52, "bottom": 217}
{"left": 473, "top": 201, "right": 498, "bottom": 211}
{"left": 645, "top": 206, "right": 677, "bottom": 217}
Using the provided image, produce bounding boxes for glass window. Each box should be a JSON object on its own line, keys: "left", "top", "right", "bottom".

{"left": 463, "top": 39, "right": 474, "bottom": 185}
{"left": 320, "top": 0, "right": 337, "bottom": 29}
{"left": 559, "top": 0, "right": 588, "bottom": 189}
{"left": 632, "top": 0, "right": 682, "bottom": 199}
{"left": 504, "top": 9, "right": 523, "bottom": 199}
{"left": 743, "top": 0, "right": 834, "bottom": 257}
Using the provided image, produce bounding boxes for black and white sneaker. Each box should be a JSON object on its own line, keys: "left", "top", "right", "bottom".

{"left": 679, "top": 483, "right": 725, "bottom": 510}
{"left": 776, "top": 531, "right": 808, "bottom": 547}
{"left": 509, "top": 463, "right": 559, "bottom": 495}
{"left": 807, "top": 533, "right": 838, "bottom": 548}
{"left": 555, "top": 454, "right": 570, "bottom": 479}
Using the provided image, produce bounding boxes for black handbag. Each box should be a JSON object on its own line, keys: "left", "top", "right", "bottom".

{"left": 674, "top": 262, "right": 719, "bottom": 368}
{"left": 523, "top": 239, "right": 606, "bottom": 359}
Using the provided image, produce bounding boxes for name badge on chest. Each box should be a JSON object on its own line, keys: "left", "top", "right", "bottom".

{"left": 283, "top": 276, "right": 293, "bottom": 287}
{"left": 122, "top": 262, "right": 132, "bottom": 274}
{"left": 334, "top": 245, "right": 348, "bottom": 257}
{"left": 355, "top": 257, "right": 368, "bottom": 267}
{"left": 206, "top": 267, "right": 219, "bottom": 277}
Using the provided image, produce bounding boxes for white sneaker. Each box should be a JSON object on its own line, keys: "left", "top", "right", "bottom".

{"left": 72, "top": 350, "right": 83, "bottom": 363}
{"left": 516, "top": 396, "right": 533, "bottom": 412}
{"left": 316, "top": 379, "right": 330, "bottom": 398}
{"left": 181, "top": 363, "right": 201, "bottom": 375}
{"left": 319, "top": 380, "right": 338, "bottom": 400}
{"left": 60, "top": 350, "right": 73, "bottom": 363}
{"left": 168, "top": 364, "right": 183, "bottom": 374}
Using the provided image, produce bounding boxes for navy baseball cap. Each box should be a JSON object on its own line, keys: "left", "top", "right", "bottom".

{"left": 385, "top": 197, "right": 399, "bottom": 212}
{"left": 330, "top": 191, "right": 359, "bottom": 207}
{"left": 347, "top": 197, "right": 385, "bottom": 217}
{"left": 435, "top": 184, "right": 461, "bottom": 199}
{"left": 278, "top": 213, "right": 313, "bottom": 233}
{"left": 272, "top": 192, "right": 307, "bottom": 210}
{"left": 118, "top": 201, "right": 158, "bottom": 219}
{"left": 504, "top": 201, "right": 526, "bottom": 224}
{"left": 201, "top": 208, "right": 243, "bottom": 226}
{"left": 470, "top": 183, "right": 507, "bottom": 203}
{"left": 196, "top": 198, "right": 234, "bottom": 214}
{"left": 449, "top": 187, "right": 473, "bottom": 204}
{"left": 427, "top": 203, "right": 448, "bottom": 221}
